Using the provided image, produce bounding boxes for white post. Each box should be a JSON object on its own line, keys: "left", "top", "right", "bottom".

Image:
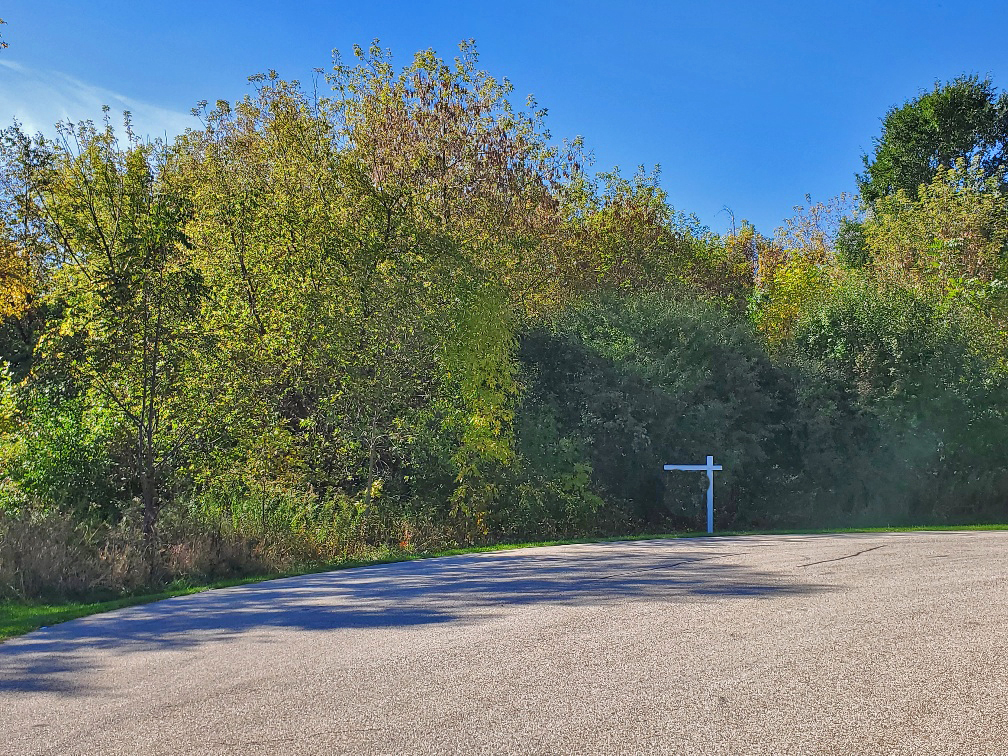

{"left": 705, "top": 455, "right": 715, "bottom": 535}
{"left": 663, "top": 456, "right": 723, "bottom": 534}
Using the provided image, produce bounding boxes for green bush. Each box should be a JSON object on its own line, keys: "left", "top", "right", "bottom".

{"left": 514, "top": 293, "right": 799, "bottom": 531}
{"left": 0, "top": 382, "right": 128, "bottom": 519}
{"left": 788, "top": 276, "right": 1008, "bottom": 523}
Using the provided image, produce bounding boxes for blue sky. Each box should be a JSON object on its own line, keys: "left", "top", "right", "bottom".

{"left": 2, "top": 1, "right": 1007, "bottom": 234}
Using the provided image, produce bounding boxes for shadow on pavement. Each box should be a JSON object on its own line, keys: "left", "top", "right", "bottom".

{"left": 0, "top": 539, "right": 835, "bottom": 694}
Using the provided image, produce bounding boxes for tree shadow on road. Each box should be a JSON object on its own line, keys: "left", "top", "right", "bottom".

{"left": 0, "top": 538, "right": 835, "bottom": 695}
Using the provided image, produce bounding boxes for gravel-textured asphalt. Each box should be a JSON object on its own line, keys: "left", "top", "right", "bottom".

{"left": 2, "top": 531, "right": 1007, "bottom": 755}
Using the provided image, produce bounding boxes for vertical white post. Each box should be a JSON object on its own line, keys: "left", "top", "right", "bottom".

{"left": 706, "top": 455, "right": 714, "bottom": 534}
{"left": 663, "top": 456, "right": 722, "bottom": 534}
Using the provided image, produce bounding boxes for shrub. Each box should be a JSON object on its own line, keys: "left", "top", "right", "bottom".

{"left": 514, "top": 292, "right": 799, "bottom": 531}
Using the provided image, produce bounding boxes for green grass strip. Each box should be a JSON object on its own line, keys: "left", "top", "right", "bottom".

{"left": 3, "top": 523, "right": 1007, "bottom": 641}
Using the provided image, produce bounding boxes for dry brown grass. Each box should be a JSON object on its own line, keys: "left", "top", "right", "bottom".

{"left": 0, "top": 507, "right": 146, "bottom": 599}
{"left": 0, "top": 507, "right": 273, "bottom": 600}
{"left": 0, "top": 504, "right": 461, "bottom": 600}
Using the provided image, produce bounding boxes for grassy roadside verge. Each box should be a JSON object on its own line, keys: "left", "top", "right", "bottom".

{"left": 3, "top": 523, "right": 1007, "bottom": 641}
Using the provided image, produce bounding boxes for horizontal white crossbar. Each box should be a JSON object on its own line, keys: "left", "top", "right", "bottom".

{"left": 663, "top": 456, "right": 722, "bottom": 534}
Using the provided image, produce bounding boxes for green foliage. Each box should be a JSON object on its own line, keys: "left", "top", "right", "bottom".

{"left": 2, "top": 47, "right": 1008, "bottom": 598}
{"left": 859, "top": 75, "right": 1008, "bottom": 205}
{"left": 175, "top": 47, "right": 533, "bottom": 543}
{"left": 864, "top": 159, "right": 1008, "bottom": 296}
{"left": 836, "top": 218, "right": 870, "bottom": 268}
{"left": 0, "top": 387, "right": 125, "bottom": 518}
{"left": 492, "top": 406, "right": 605, "bottom": 540}
{"left": 516, "top": 293, "right": 797, "bottom": 531}
{"left": 750, "top": 256, "right": 834, "bottom": 347}
{"left": 789, "top": 275, "right": 1008, "bottom": 523}
{"left": 542, "top": 167, "right": 725, "bottom": 312}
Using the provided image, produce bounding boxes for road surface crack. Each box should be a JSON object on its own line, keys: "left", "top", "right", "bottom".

{"left": 798, "top": 544, "right": 885, "bottom": 567}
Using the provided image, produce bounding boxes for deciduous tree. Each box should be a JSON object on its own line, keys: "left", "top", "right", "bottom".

{"left": 859, "top": 75, "right": 1008, "bottom": 205}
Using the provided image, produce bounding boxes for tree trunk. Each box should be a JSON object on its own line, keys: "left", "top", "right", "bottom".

{"left": 362, "top": 434, "right": 378, "bottom": 516}
{"left": 140, "top": 455, "right": 158, "bottom": 581}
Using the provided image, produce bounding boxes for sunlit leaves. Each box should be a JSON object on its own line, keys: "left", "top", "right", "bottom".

{"left": 859, "top": 75, "right": 1008, "bottom": 205}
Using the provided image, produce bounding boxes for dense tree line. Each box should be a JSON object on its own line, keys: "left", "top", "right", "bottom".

{"left": 2, "top": 43, "right": 1007, "bottom": 598}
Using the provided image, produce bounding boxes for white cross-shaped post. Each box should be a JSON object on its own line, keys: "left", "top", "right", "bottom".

{"left": 663, "top": 455, "right": 723, "bottom": 534}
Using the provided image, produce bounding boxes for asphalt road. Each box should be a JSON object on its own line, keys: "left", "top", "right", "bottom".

{"left": 2, "top": 531, "right": 1007, "bottom": 755}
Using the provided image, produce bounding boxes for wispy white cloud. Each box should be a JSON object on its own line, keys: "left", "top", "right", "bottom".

{"left": 0, "top": 60, "right": 198, "bottom": 139}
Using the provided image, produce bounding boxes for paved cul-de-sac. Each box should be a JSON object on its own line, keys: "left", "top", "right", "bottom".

{"left": 2, "top": 531, "right": 1006, "bottom": 755}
